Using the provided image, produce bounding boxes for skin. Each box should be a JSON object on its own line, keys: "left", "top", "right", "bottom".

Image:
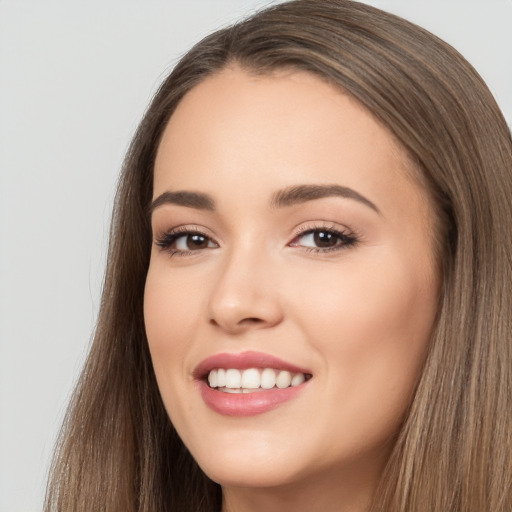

{"left": 144, "top": 67, "right": 441, "bottom": 512}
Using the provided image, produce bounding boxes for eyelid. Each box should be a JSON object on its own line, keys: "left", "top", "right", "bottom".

{"left": 291, "top": 221, "right": 354, "bottom": 239}
{"left": 154, "top": 223, "right": 217, "bottom": 241}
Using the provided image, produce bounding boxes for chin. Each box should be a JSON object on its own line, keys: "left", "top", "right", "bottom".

{"left": 206, "top": 467, "right": 287, "bottom": 489}
{"left": 201, "top": 459, "right": 307, "bottom": 490}
{"left": 189, "top": 436, "right": 312, "bottom": 489}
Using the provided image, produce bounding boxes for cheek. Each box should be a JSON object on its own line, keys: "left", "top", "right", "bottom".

{"left": 296, "top": 252, "right": 438, "bottom": 435}
{"left": 143, "top": 265, "right": 198, "bottom": 393}
{"left": 298, "top": 250, "right": 437, "bottom": 346}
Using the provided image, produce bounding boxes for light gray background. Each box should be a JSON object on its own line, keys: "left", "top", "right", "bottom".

{"left": 1, "top": 1, "right": 510, "bottom": 511}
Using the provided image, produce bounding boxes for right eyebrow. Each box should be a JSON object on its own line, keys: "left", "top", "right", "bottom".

{"left": 148, "top": 190, "right": 216, "bottom": 216}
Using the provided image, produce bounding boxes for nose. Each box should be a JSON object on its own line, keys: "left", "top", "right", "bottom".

{"left": 207, "top": 247, "right": 284, "bottom": 335}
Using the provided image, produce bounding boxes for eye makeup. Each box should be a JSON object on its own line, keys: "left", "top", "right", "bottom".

{"left": 154, "top": 222, "right": 359, "bottom": 258}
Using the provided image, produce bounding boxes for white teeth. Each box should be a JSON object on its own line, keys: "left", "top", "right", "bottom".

{"left": 241, "top": 368, "right": 260, "bottom": 389}
{"left": 291, "top": 373, "right": 306, "bottom": 387}
{"left": 207, "top": 368, "right": 308, "bottom": 391}
{"left": 261, "top": 368, "right": 277, "bottom": 389}
{"left": 276, "top": 370, "right": 292, "bottom": 389}
{"left": 208, "top": 370, "right": 217, "bottom": 388}
{"left": 225, "top": 369, "right": 241, "bottom": 388}
{"left": 216, "top": 368, "right": 226, "bottom": 387}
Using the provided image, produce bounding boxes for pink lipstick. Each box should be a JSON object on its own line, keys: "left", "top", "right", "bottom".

{"left": 194, "top": 351, "right": 312, "bottom": 417}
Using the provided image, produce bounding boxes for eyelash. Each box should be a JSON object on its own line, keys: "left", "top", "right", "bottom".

{"left": 155, "top": 226, "right": 216, "bottom": 257}
{"left": 290, "top": 224, "right": 358, "bottom": 254}
{"left": 154, "top": 224, "right": 358, "bottom": 258}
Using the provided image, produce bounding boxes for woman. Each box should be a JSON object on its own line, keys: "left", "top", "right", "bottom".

{"left": 45, "top": 1, "right": 512, "bottom": 511}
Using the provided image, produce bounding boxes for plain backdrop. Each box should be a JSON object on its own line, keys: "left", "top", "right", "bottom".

{"left": 0, "top": 1, "right": 510, "bottom": 511}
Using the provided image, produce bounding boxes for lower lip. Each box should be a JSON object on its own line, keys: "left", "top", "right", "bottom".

{"left": 198, "top": 380, "right": 308, "bottom": 417}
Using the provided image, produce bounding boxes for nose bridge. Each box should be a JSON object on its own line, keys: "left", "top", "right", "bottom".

{"left": 207, "top": 236, "right": 282, "bottom": 333}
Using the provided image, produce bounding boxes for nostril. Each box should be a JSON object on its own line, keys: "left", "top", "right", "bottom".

{"left": 241, "top": 317, "right": 264, "bottom": 324}
{"left": 209, "top": 317, "right": 263, "bottom": 326}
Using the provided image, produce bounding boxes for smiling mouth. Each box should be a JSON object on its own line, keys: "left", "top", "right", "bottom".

{"left": 196, "top": 352, "right": 312, "bottom": 416}
{"left": 207, "top": 368, "right": 312, "bottom": 393}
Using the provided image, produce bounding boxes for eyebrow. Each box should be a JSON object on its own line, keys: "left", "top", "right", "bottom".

{"left": 270, "top": 184, "right": 379, "bottom": 213}
{"left": 149, "top": 184, "right": 379, "bottom": 216}
{"left": 148, "top": 190, "right": 215, "bottom": 215}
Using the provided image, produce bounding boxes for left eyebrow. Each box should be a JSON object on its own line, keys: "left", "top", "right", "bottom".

{"left": 270, "top": 184, "right": 380, "bottom": 214}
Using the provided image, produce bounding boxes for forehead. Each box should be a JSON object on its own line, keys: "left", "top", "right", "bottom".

{"left": 155, "top": 67, "right": 412, "bottom": 187}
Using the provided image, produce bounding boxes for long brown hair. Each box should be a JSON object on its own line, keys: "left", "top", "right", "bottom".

{"left": 45, "top": 1, "right": 512, "bottom": 510}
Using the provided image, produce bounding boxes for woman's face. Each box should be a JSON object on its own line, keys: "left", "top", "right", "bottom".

{"left": 144, "top": 67, "right": 440, "bottom": 496}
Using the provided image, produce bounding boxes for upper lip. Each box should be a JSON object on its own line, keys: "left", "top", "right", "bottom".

{"left": 193, "top": 351, "right": 312, "bottom": 380}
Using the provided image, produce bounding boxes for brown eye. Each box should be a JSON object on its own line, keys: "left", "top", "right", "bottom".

{"left": 313, "top": 231, "right": 338, "bottom": 248}
{"left": 173, "top": 233, "right": 216, "bottom": 251}
{"left": 155, "top": 230, "right": 218, "bottom": 255}
{"left": 291, "top": 228, "right": 358, "bottom": 253}
{"left": 186, "top": 234, "right": 209, "bottom": 250}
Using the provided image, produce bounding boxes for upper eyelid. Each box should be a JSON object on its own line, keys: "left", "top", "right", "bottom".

{"left": 154, "top": 224, "right": 216, "bottom": 239}
{"left": 154, "top": 225, "right": 214, "bottom": 242}
{"left": 292, "top": 221, "right": 353, "bottom": 237}
{"left": 295, "top": 225, "right": 346, "bottom": 234}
